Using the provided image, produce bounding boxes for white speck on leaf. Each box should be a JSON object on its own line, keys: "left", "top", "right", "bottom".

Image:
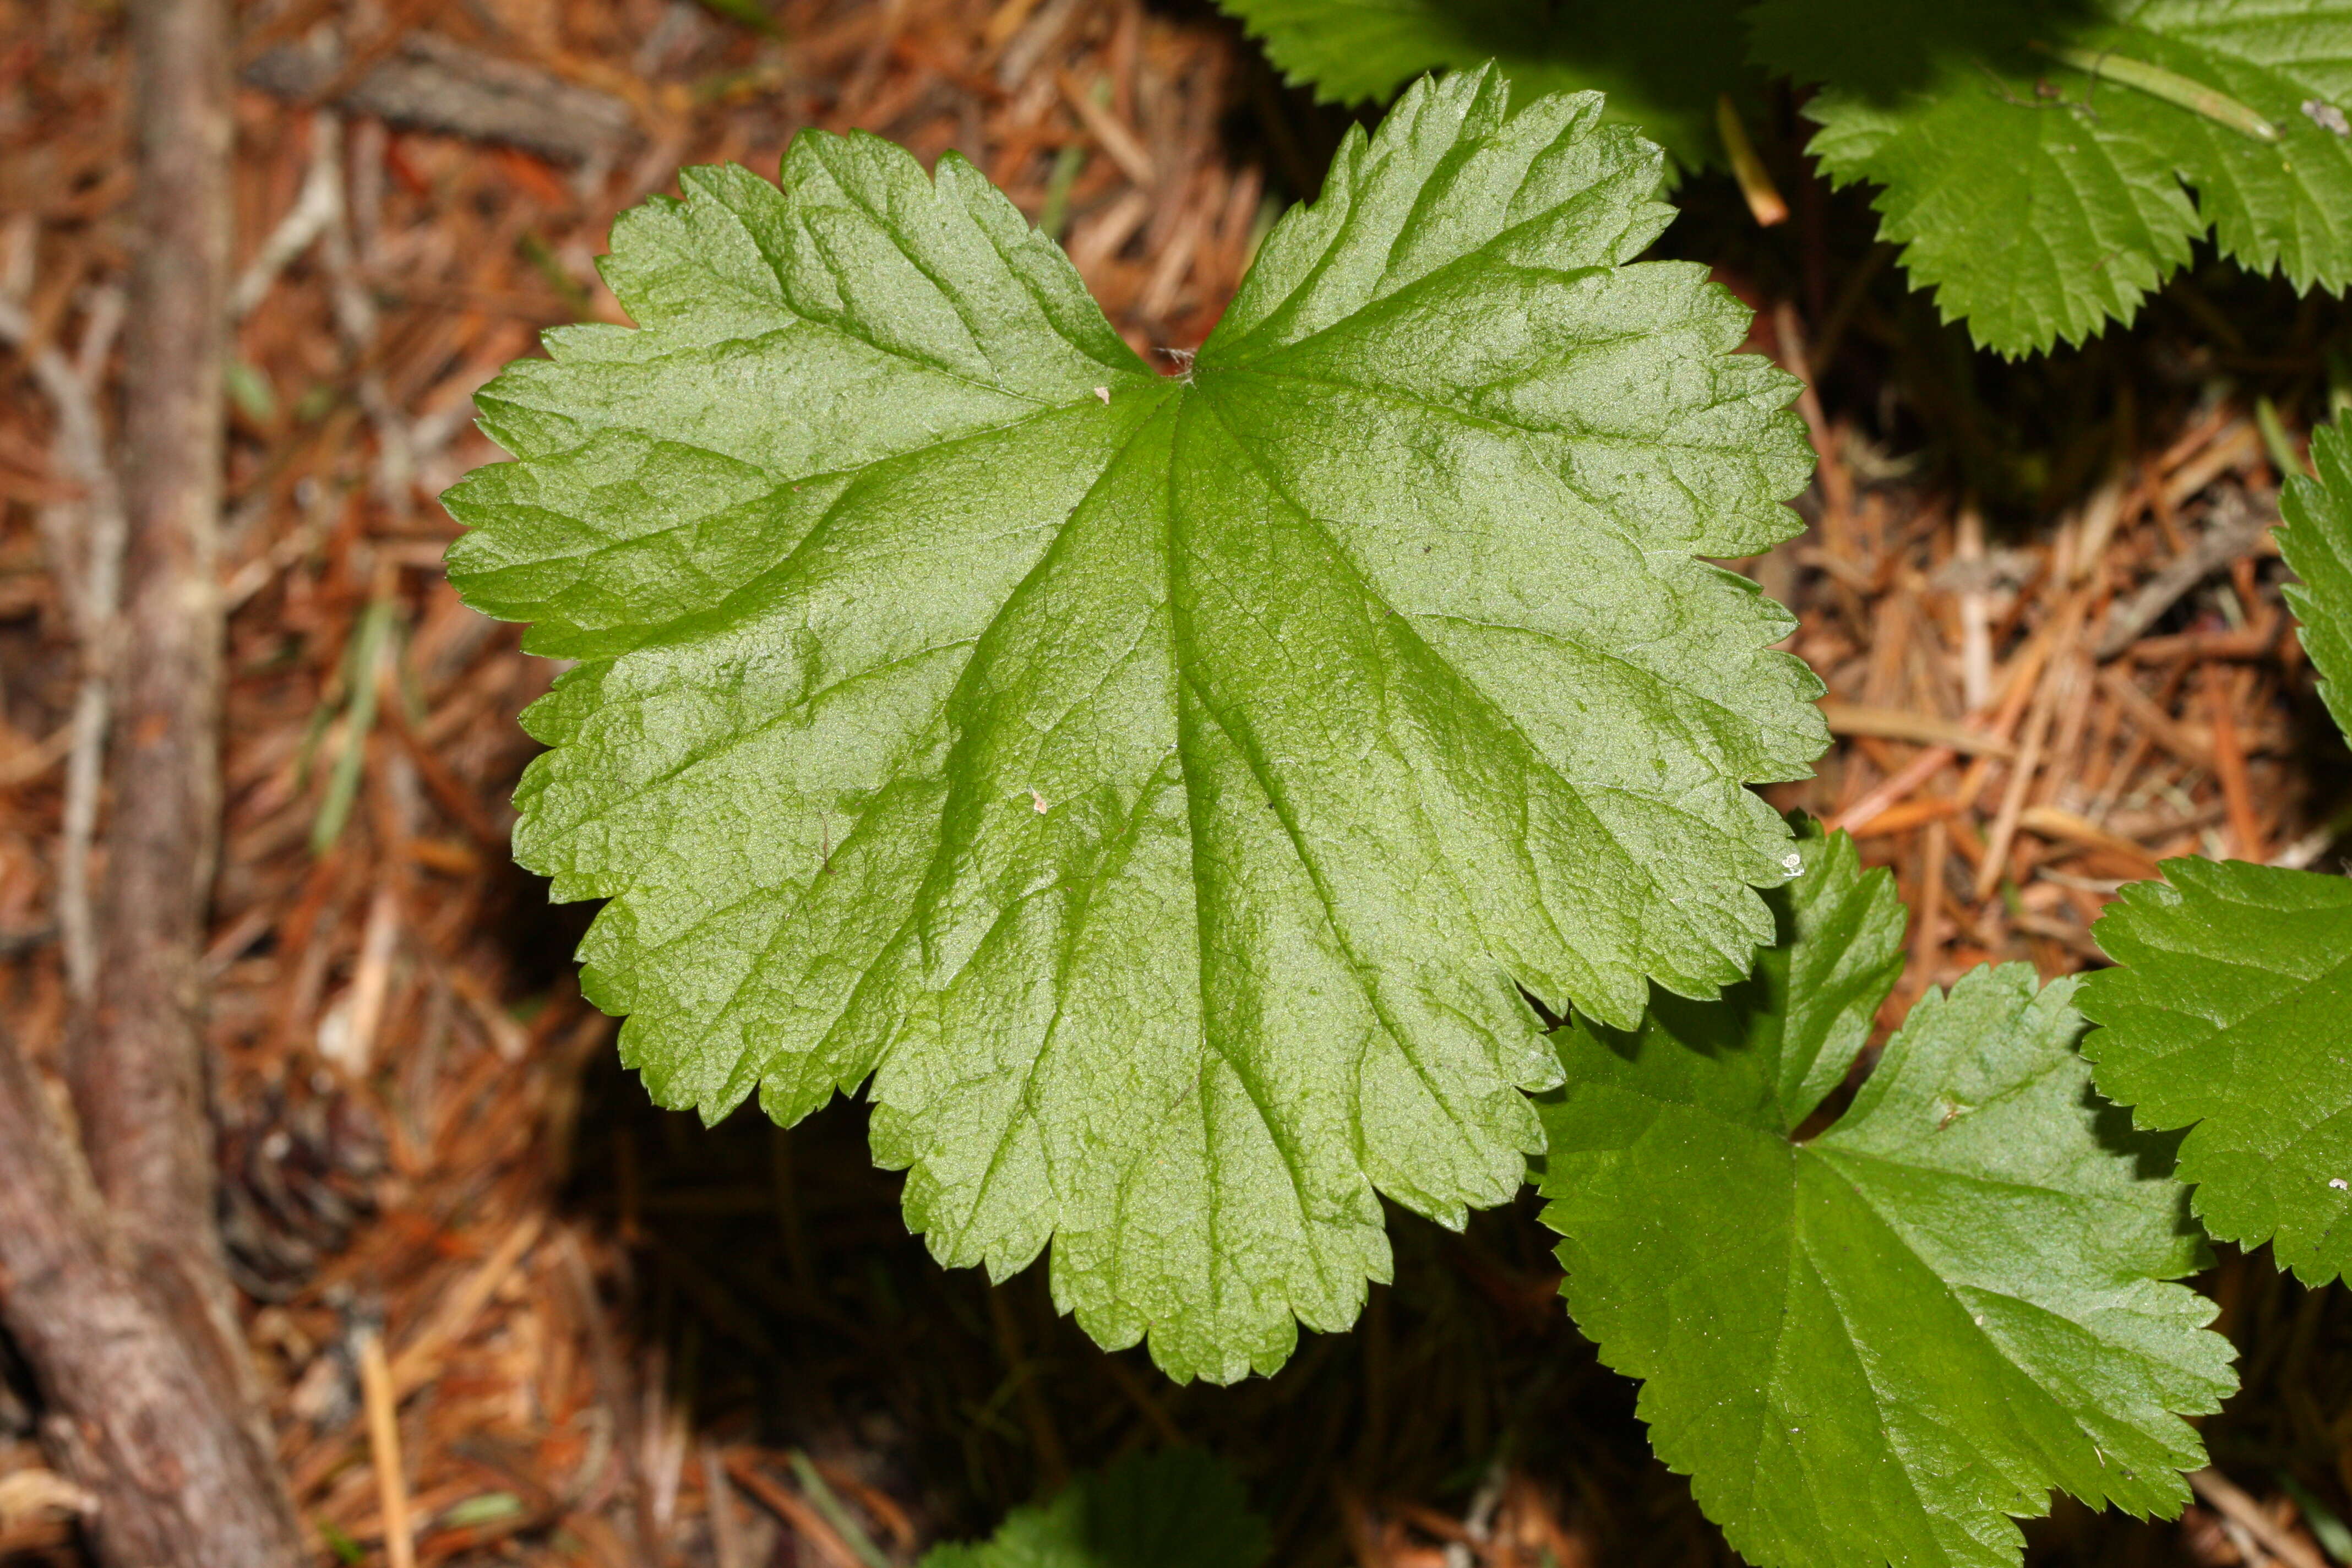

{"left": 1031, "top": 788, "right": 1049, "bottom": 814}
{"left": 2330, "top": 1177, "right": 2347, "bottom": 1190}
{"left": 1093, "top": 386, "right": 1110, "bottom": 404}
{"left": 1782, "top": 851, "right": 1803, "bottom": 873}
{"left": 2305, "top": 99, "right": 2350, "bottom": 135}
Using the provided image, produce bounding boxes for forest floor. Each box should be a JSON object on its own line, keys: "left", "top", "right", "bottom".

{"left": 1, "top": 0, "right": 2350, "bottom": 1565}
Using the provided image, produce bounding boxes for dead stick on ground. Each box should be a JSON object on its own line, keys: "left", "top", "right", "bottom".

{"left": 2205, "top": 665, "right": 2266, "bottom": 862}
{"left": 228, "top": 113, "right": 341, "bottom": 321}
{"left": 2190, "top": 1470, "right": 2328, "bottom": 1568}
{"left": 0, "top": 1026, "right": 300, "bottom": 1567}
{"left": 702, "top": 1442, "right": 749, "bottom": 1568}
{"left": 358, "top": 1330, "right": 418, "bottom": 1568}
{"left": 557, "top": 1228, "right": 662, "bottom": 1561}
{"left": 3, "top": 0, "right": 307, "bottom": 1561}
{"left": 723, "top": 1456, "right": 870, "bottom": 1568}
{"left": 76, "top": 0, "right": 232, "bottom": 1290}
{"left": 1820, "top": 702, "right": 2017, "bottom": 757}
{"left": 0, "top": 288, "right": 124, "bottom": 1000}
{"left": 1832, "top": 603, "right": 2068, "bottom": 836}
{"left": 1957, "top": 504, "right": 1993, "bottom": 711}
{"left": 1908, "top": 818, "right": 1948, "bottom": 999}
{"left": 313, "top": 109, "right": 417, "bottom": 508}
{"left": 2095, "top": 492, "right": 2275, "bottom": 658}
{"left": 1977, "top": 634, "right": 2080, "bottom": 903}
{"left": 389, "top": 1210, "right": 546, "bottom": 1394}
{"left": 1830, "top": 744, "right": 1958, "bottom": 836}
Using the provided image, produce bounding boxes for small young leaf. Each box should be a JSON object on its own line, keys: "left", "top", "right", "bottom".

{"left": 1537, "top": 836, "right": 2235, "bottom": 1568}
{"left": 1215, "top": 0, "right": 1755, "bottom": 167}
{"left": 919, "top": 1450, "right": 1267, "bottom": 1568}
{"left": 1757, "top": 0, "right": 2352, "bottom": 356}
{"left": 445, "top": 69, "right": 1822, "bottom": 1382}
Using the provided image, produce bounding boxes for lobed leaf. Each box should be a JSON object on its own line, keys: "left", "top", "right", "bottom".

{"left": 445, "top": 69, "right": 1823, "bottom": 1382}
{"left": 1762, "top": 0, "right": 2352, "bottom": 356}
{"left": 2083, "top": 862, "right": 2352, "bottom": 1281}
{"left": 1537, "top": 832, "right": 2236, "bottom": 1568}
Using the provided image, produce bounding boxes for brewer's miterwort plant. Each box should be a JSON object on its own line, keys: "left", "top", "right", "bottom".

{"left": 445, "top": 69, "right": 1828, "bottom": 1387}
{"left": 440, "top": 63, "right": 2352, "bottom": 1568}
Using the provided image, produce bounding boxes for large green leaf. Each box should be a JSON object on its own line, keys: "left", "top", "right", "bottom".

{"left": 1759, "top": 0, "right": 2352, "bottom": 356}
{"left": 1215, "top": 0, "right": 1755, "bottom": 167}
{"left": 1537, "top": 833, "right": 2235, "bottom": 1568}
{"left": 443, "top": 68, "right": 1822, "bottom": 1382}
{"left": 2079, "top": 417, "right": 2352, "bottom": 1280}
{"left": 920, "top": 1450, "right": 1266, "bottom": 1568}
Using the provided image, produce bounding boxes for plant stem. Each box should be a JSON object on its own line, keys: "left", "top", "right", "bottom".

{"left": 2040, "top": 42, "right": 2281, "bottom": 142}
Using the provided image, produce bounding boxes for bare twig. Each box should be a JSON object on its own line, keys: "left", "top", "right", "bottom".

{"left": 1058, "top": 69, "right": 1155, "bottom": 184}
{"left": 1820, "top": 702, "right": 2018, "bottom": 757}
{"left": 702, "top": 1442, "right": 749, "bottom": 1568}
{"left": 557, "top": 1229, "right": 661, "bottom": 1561}
{"left": 388, "top": 1211, "right": 546, "bottom": 1395}
{"left": 1908, "top": 818, "right": 1948, "bottom": 995}
{"left": 319, "top": 883, "right": 400, "bottom": 1074}
{"left": 241, "top": 31, "right": 635, "bottom": 166}
{"left": 2071, "top": 469, "right": 2130, "bottom": 582}
{"left": 2190, "top": 1470, "right": 2329, "bottom": 1568}
{"left": 1830, "top": 744, "right": 1959, "bottom": 836}
{"left": 2017, "top": 805, "right": 2165, "bottom": 881}
{"left": 1976, "top": 688, "right": 2056, "bottom": 900}
{"left": 1957, "top": 503, "right": 1994, "bottom": 710}
{"left": 78, "top": 0, "right": 232, "bottom": 1290}
{"left": 0, "top": 288, "right": 126, "bottom": 1000}
{"left": 310, "top": 111, "right": 418, "bottom": 510}
{"left": 724, "top": 1456, "right": 873, "bottom": 1568}
{"left": 2206, "top": 664, "right": 2266, "bottom": 862}
{"left": 1978, "top": 629, "right": 2084, "bottom": 903}
{"left": 0, "top": 1026, "right": 302, "bottom": 1567}
{"left": 2095, "top": 491, "right": 2275, "bottom": 658}
{"left": 19, "top": 2, "right": 309, "bottom": 1562}
{"left": 229, "top": 112, "right": 345, "bottom": 321}
{"left": 357, "top": 1330, "right": 418, "bottom": 1568}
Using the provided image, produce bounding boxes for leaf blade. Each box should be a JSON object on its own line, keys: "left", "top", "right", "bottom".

{"left": 2083, "top": 859, "right": 2352, "bottom": 1280}
{"left": 1538, "top": 836, "right": 2234, "bottom": 1568}
{"left": 446, "top": 68, "right": 1823, "bottom": 1381}
{"left": 1763, "top": 0, "right": 2352, "bottom": 355}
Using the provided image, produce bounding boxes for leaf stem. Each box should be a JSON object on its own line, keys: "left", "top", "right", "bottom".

{"left": 1716, "top": 94, "right": 1788, "bottom": 227}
